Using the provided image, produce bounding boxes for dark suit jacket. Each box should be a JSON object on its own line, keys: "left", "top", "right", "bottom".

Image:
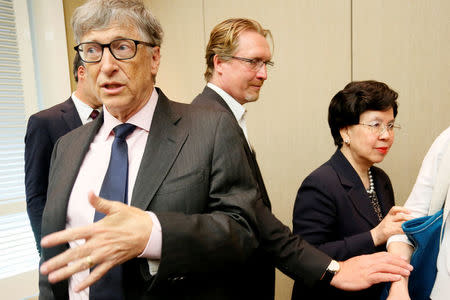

{"left": 192, "top": 86, "right": 332, "bottom": 299}
{"left": 292, "top": 150, "right": 395, "bottom": 300}
{"left": 25, "top": 97, "right": 82, "bottom": 253}
{"left": 39, "top": 89, "right": 260, "bottom": 300}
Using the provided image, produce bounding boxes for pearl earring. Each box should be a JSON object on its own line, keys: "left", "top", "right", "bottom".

{"left": 344, "top": 138, "right": 350, "bottom": 145}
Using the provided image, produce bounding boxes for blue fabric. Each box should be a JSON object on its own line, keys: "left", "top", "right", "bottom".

{"left": 380, "top": 209, "right": 442, "bottom": 300}
{"left": 90, "top": 123, "right": 135, "bottom": 300}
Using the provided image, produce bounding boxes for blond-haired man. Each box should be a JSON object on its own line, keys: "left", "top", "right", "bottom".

{"left": 192, "top": 18, "right": 413, "bottom": 299}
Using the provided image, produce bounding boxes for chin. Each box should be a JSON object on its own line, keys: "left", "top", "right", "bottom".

{"left": 371, "top": 156, "right": 386, "bottom": 164}
{"left": 244, "top": 94, "right": 259, "bottom": 102}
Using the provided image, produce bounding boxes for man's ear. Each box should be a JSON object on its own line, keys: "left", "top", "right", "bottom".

{"left": 213, "top": 54, "right": 225, "bottom": 75}
{"left": 78, "top": 66, "right": 86, "bottom": 81}
{"left": 150, "top": 46, "right": 161, "bottom": 76}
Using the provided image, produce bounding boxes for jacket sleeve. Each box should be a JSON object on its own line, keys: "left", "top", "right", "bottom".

{"left": 255, "top": 198, "right": 331, "bottom": 286}
{"left": 24, "top": 114, "right": 53, "bottom": 254}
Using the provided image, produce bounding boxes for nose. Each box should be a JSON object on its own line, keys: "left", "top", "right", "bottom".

{"left": 378, "top": 125, "right": 392, "bottom": 139}
{"left": 256, "top": 63, "right": 267, "bottom": 80}
{"left": 99, "top": 47, "right": 119, "bottom": 74}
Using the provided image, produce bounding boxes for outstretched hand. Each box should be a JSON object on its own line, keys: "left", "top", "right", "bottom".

{"left": 40, "top": 191, "right": 153, "bottom": 292}
{"left": 330, "top": 252, "right": 413, "bottom": 291}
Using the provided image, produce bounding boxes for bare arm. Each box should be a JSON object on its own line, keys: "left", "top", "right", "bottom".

{"left": 385, "top": 241, "right": 414, "bottom": 300}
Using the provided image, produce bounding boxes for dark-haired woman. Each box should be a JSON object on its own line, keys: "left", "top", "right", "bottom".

{"left": 291, "top": 80, "right": 410, "bottom": 300}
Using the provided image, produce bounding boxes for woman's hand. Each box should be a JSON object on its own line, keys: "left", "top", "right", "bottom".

{"left": 370, "top": 206, "right": 411, "bottom": 246}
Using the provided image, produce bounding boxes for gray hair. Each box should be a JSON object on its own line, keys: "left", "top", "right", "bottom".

{"left": 71, "top": 0, "right": 163, "bottom": 46}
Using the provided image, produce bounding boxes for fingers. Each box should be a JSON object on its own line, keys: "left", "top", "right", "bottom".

{"left": 74, "top": 262, "right": 113, "bottom": 292}
{"left": 88, "top": 191, "right": 113, "bottom": 216}
{"left": 41, "top": 225, "right": 94, "bottom": 248}
{"left": 89, "top": 191, "right": 128, "bottom": 219}
{"left": 388, "top": 206, "right": 410, "bottom": 215}
{"left": 46, "top": 255, "right": 92, "bottom": 283}
{"left": 383, "top": 254, "right": 413, "bottom": 271}
{"left": 391, "top": 212, "right": 412, "bottom": 222}
{"left": 40, "top": 243, "right": 93, "bottom": 276}
{"left": 364, "top": 252, "right": 413, "bottom": 272}
{"left": 368, "top": 273, "right": 402, "bottom": 285}
{"left": 364, "top": 251, "right": 413, "bottom": 271}
{"left": 371, "top": 262, "right": 411, "bottom": 277}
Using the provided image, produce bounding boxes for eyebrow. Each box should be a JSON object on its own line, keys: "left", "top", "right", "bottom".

{"left": 82, "top": 35, "right": 132, "bottom": 43}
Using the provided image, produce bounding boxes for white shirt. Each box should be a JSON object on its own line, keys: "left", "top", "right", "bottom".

{"left": 66, "top": 89, "right": 161, "bottom": 299}
{"left": 387, "top": 126, "right": 450, "bottom": 299}
{"left": 71, "top": 92, "right": 101, "bottom": 125}
{"left": 207, "top": 83, "right": 251, "bottom": 146}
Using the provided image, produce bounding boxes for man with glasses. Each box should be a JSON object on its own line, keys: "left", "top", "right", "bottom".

{"left": 192, "top": 18, "right": 413, "bottom": 299}
{"left": 25, "top": 53, "right": 101, "bottom": 256}
{"left": 38, "top": 1, "right": 260, "bottom": 299}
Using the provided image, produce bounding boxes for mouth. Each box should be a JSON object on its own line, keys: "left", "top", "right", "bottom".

{"left": 100, "top": 82, "right": 125, "bottom": 94}
{"left": 375, "top": 147, "right": 389, "bottom": 154}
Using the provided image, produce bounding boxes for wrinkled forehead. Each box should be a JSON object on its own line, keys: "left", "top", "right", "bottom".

{"left": 78, "top": 17, "right": 148, "bottom": 43}
{"left": 80, "top": 21, "right": 143, "bottom": 43}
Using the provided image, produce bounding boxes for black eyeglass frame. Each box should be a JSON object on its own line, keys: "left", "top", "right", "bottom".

{"left": 225, "top": 56, "right": 274, "bottom": 69}
{"left": 74, "top": 38, "right": 155, "bottom": 63}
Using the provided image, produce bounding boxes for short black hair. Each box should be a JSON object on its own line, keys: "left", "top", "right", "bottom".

{"left": 72, "top": 52, "right": 83, "bottom": 82}
{"left": 328, "top": 80, "right": 398, "bottom": 148}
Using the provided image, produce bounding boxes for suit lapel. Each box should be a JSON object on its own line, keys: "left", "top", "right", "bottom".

{"left": 372, "top": 168, "right": 392, "bottom": 216}
{"left": 61, "top": 97, "right": 83, "bottom": 130}
{"left": 330, "top": 150, "right": 379, "bottom": 227}
{"left": 131, "top": 90, "right": 188, "bottom": 210}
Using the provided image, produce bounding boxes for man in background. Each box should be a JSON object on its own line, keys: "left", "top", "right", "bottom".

{"left": 192, "top": 18, "right": 413, "bottom": 299}
{"left": 25, "top": 53, "right": 101, "bottom": 254}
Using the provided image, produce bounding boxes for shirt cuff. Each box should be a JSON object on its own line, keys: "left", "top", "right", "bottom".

{"left": 138, "top": 211, "right": 162, "bottom": 259}
{"left": 386, "top": 233, "right": 413, "bottom": 249}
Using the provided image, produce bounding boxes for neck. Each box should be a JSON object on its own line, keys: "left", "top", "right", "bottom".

{"left": 208, "top": 78, "right": 247, "bottom": 105}
{"left": 340, "top": 146, "right": 372, "bottom": 188}
{"left": 74, "top": 90, "right": 100, "bottom": 109}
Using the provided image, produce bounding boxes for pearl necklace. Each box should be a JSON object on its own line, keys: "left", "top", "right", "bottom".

{"left": 367, "top": 168, "right": 383, "bottom": 222}
{"left": 366, "top": 169, "right": 375, "bottom": 194}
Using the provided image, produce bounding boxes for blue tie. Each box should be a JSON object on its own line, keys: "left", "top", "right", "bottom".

{"left": 90, "top": 123, "right": 136, "bottom": 300}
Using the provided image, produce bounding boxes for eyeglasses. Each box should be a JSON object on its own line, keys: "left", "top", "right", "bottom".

{"left": 358, "top": 121, "right": 401, "bottom": 136}
{"left": 74, "top": 38, "right": 155, "bottom": 63}
{"left": 226, "top": 56, "right": 274, "bottom": 71}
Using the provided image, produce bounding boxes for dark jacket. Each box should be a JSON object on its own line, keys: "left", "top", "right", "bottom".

{"left": 193, "top": 86, "right": 332, "bottom": 300}
{"left": 292, "top": 150, "right": 395, "bottom": 300}
{"left": 39, "top": 89, "right": 260, "bottom": 300}
{"left": 25, "top": 97, "right": 82, "bottom": 253}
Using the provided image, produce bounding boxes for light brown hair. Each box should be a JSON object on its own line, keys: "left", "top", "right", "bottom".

{"left": 204, "top": 18, "right": 272, "bottom": 81}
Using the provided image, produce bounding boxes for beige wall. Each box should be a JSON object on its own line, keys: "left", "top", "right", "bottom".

{"left": 26, "top": 0, "right": 71, "bottom": 111}
{"left": 147, "top": 1, "right": 450, "bottom": 299}
{"left": 63, "top": 0, "right": 86, "bottom": 92}
{"left": 57, "top": 1, "right": 449, "bottom": 299}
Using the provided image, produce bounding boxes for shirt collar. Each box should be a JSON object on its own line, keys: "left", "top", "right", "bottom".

{"left": 99, "top": 88, "right": 159, "bottom": 141}
{"left": 207, "top": 82, "right": 246, "bottom": 124}
{"left": 72, "top": 92, "right": 101, "bottom": 125}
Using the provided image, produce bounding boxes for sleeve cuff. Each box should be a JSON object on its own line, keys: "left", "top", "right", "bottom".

{"left": 386, "top": 233, "right": 413, "bottom": 249}
{"left": 138, "top": 211, "right": 162, "bottom": 259}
